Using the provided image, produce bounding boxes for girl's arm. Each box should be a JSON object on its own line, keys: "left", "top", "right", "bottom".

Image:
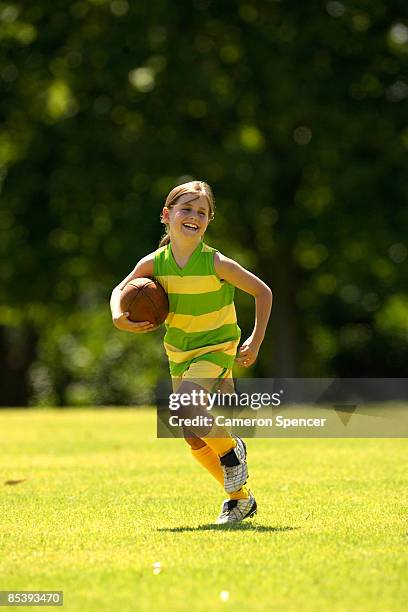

{"left": 214, "top": 252, "right": 273, "bottom": 368}
{"left": 110, "top": 253, "right": 156, "bottom": 334}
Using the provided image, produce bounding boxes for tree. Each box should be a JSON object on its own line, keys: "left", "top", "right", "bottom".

{"left": 1, "top": 1, "right": 407, "bottom": 404}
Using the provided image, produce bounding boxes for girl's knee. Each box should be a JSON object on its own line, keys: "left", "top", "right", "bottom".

{"left": 184, "top": 436, "right": 206, "bottom": 450}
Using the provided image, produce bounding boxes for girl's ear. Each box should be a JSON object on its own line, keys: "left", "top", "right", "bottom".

{"left": 161, "top": 206, "right": 170, "bottom": 224}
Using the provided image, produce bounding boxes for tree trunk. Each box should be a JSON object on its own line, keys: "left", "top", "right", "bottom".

{"left": 261, "top": 247, "right": 299, "bottom": 377}
{"left": 0, "top": 325, "right": 38, "bottom": 407}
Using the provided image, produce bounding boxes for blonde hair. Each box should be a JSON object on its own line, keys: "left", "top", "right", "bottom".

{"left": 159, "top": 180, "right": 215, "bottom": 247}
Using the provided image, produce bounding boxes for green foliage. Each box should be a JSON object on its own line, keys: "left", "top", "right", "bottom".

{"left": 0, "top": 1, "right": 407, "bottom": 403}
{"left": 29, "top": 307, "right": 168, "bottom": 406}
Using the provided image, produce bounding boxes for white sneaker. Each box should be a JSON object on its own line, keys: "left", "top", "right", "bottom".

{"left": 215, "top": 492, "right": 257, "bottom": 525}
{"left": 220, "top": 436, "right": 248, "bottom": 493}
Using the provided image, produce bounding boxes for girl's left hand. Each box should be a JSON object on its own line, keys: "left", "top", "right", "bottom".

{"left": 235, "top": 338, "right": 260, "bottom": 368}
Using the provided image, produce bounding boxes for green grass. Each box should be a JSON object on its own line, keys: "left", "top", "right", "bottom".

{"left": 0, "top": 408, "right": 407, "bottom": 612}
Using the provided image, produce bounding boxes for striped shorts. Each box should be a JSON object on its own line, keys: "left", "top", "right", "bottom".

{"left": 172, "top": 359, "right": 234, "bottom": 394}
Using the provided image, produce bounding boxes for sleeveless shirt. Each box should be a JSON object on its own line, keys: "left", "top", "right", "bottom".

{"left": 153, "top": 241, "right": 241, "bottom": 377}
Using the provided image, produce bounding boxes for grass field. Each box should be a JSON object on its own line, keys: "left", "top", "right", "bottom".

{"left": 0, "top": 408, "right": 407, "bottom": 612}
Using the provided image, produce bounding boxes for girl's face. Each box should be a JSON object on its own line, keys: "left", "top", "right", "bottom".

{"left": 163, "top": 193, "right": 210, "bottom": 242}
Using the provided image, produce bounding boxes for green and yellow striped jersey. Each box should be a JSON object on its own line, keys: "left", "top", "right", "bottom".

{"left": 154, "top": 240, "right": 241, "bottom": 377}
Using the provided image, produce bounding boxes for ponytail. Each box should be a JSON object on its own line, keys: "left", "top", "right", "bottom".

{"left": 158, "top": 231, "right": 170, "bottom": 248}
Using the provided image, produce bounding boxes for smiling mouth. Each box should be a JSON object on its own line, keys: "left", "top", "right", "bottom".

{"left": 183, "top": 223, "right": 199, "bottom": 232}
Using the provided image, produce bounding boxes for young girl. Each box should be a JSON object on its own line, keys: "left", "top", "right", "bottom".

{"left": 110, "top": 181, "right": 272, "bottom": 524}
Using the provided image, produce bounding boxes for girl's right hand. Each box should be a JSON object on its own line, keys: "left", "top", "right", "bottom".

{"left": 112, "top": 312, "right": 154, "bottom": 334}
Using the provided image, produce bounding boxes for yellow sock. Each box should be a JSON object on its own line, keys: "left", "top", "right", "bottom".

{"left": 190, "top": 445, "right": 250, "bottom": 500}
{"left": 191, "top": 444, "right": 224, "bottom": 486}
{"left": 201, "top": 422, "right": 236, "bottom": 457}
{"left": 229, "top": 485, "right": 250, "bottom": 500}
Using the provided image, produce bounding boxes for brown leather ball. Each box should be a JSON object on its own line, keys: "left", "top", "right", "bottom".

{"left": 120, "top": 278, "right": 169, "bottom": 326}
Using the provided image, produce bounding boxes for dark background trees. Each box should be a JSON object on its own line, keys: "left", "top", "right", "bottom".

{"left": 1, "top": 1, "right": 407, "bottom": 406}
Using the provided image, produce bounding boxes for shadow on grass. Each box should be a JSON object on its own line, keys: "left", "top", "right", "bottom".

{"left": 158, "top": 525, "right": 299, "bottom": 533}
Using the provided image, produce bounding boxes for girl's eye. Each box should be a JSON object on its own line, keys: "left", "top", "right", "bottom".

{"left": 182, "top": 208, "right": 191, "bottom": 212}
{"left": 199, "top": 212, "right": 206, "bottom": 216}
